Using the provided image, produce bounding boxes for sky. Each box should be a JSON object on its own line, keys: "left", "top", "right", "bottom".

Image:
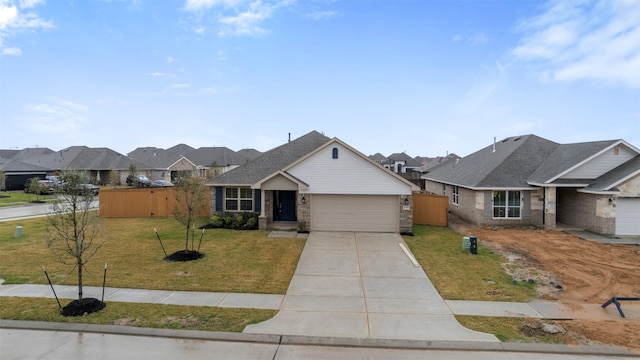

{"left": 1, "top": 0, "right": 639, "bottom": 158}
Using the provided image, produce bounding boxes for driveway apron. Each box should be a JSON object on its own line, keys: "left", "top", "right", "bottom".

{"left": 244, "top": 232, "right": 497, "bottom": 342}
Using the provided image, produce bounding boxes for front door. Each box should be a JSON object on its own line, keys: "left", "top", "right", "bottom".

{"left": 273, "top": 190, "right": 297, "bottom": 221}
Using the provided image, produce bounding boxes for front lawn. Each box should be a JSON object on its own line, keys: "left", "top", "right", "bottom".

{"left": 403, "top": 225, "right": 536, "bottom": 302}
{"left": 0, "top": 217, "right": 305, "bottom": 294}
{"left": 0, "top": 297, "right": 276, "bottom": 332}
{"left": 0, "top": 191, "right": 58, "bottom": 207}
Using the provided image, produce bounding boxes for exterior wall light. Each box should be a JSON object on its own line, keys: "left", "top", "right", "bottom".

{"left": 404, "top": 197, "right": 409, "bottom": 206}
{"left": 302, "top": 195, "right": 306, "bottom": 204}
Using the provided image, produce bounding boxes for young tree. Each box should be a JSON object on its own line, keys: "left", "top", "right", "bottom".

{"left": 128, "top": 162, "right": 137, "bottom": 177}
{"left": 46, "top": 171, "right": 104, "bottom": 314}
{"left": 27, "top": 177, "right": 42, "bottom": 202}
{"left": 173, "top": 177, "right": 208, "bottom": 252}
{"left": 0, "top": 170, "right": 5, "bottom": 191}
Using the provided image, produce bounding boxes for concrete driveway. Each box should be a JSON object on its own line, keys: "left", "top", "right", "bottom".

{"left": 244, "top": 232, "right": 498, "bottom": 342}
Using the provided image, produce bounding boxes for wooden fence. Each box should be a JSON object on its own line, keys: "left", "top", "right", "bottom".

{"left": 413, "top": 192, "right": 448, "bottom": 226}
{"left": 99, "top": 187, "right": 210, "bottom": 218}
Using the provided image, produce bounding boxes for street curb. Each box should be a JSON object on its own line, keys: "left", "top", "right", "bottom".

{"left": 1, "top": 320, "right": 637, "bottom": 357}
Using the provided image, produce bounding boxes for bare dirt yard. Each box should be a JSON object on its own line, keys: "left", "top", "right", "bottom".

{"left": 449, "top": 216, "right": 640, "bottom": 351}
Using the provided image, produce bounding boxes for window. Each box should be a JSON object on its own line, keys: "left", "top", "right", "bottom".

{"left": 452, "top": 186, "right": 459, "bottom": 205}
{"left": 493, "top": 191, "right": 521, "bottom": 218}
{"left": 225, "top": 187, "right": 253, "bottom": 211}
{"left": 332, "top": 147, "right": 339, "bottom": 159}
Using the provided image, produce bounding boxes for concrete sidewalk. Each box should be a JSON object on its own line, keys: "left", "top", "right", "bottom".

{"left": 2, "top": 281, "right": 636, "bottom": 321}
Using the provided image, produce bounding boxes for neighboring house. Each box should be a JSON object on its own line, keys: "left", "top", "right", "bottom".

{"left": 382, "top": 152, "right": 423, "bottom": 173}
{"left": 166, "top": 143, "right": 195, "bottom": 156}
{"left": 369, "top": 152, "right": 387, "bottom": 164}
{"left": 417, "top": 154, "right": 461, "bottom": 174}
{"left": 128, "top": 147, "right": 197, "bottom": 182}
{"left": 17, "top": 146, "right": 143, "bottom": 185}
{"left": 182, "top": 146, "right": 255, "bottom": 178}
{"left": 0, "top": 157, "right": 49, "bottom": 190}
{"left": 208, "top": 131, "right": 420, "bottom": 233}
{"left": 423, "top": 135, "right": 640, "bottom": 237}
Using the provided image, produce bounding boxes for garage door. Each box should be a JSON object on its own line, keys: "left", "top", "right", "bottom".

{"left": 616, "top": 198, "right": 640, "bottom": 236}
{"left": 310, "top": 194, "right": 399, "bottom": 232}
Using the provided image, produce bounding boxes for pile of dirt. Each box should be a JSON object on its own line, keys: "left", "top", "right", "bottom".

{"left": 61, "top": 298, "right": 106, "bottom": 317}
{"left": 165, "top": 250, "right": 204, "bottom": 262}
{"left": 448, "top": 215, "right": 640, "bottom": 351}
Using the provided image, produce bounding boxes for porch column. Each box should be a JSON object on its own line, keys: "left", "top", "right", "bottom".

{"left": 258, "top": 189, "right": 267, "bottom": 230}
{"left": 544, "top": 187, "right": 556, "bottom": 229}
{"left": 260, "top": 189, "right": 266, "bottom": 217}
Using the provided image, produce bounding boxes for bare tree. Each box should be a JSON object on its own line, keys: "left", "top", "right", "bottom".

{"left": 46, "top": 171, "right": 104, "bottom": 305}
{"left": 173, "top": 177, "right": 208, "bottom": 251}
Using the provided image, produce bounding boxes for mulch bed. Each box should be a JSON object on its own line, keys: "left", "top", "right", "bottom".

{"left": 61, "top": 298, "right": 106, "bottom": 317}
{"left": 165, "top": 250, "right": 204, "bottom": 262}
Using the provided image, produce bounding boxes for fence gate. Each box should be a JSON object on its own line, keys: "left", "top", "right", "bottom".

{"left": 413, "top": 192, "right": 448, "bottom": 226}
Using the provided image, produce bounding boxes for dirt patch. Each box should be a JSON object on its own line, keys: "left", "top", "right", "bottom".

{"left": 448, "top": 215, "right": 640, "bottom": 351}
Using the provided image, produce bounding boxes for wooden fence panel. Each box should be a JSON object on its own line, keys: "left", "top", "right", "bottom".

{"left": 413, "top": 193, "right": 448, "bottom": 226}
{"left": 99, "top": 187, "right": 210, "bottom": 218}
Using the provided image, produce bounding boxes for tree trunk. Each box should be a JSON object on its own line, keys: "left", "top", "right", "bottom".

{"left": 77, "top": 255, "right": 83, "bottom": 301}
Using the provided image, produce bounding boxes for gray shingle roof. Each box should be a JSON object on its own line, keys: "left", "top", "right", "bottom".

{"left": 384, "top": 153, "right": 422, "bottom": 167}
{"left": 424, "top": 135, "right": 559, "bottom": 188}
{"left": 208, "top": 131, "right": 331, "bottom": 185}
{"left": 185, "top": 147, "right": 250, "bottom": 167}
{"left": 528, "top": 140, "right": 619, "bottom": 184}
{"left": 128, "top": 147, "right": 188, "bottom": 169}
{"left": 22, "top": 146, "right": 142, "bottom": 170}
{"left": 166, "top": 143, "right": 195, "bottom": 156}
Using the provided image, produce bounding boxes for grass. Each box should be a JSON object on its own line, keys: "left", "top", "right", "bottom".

{"left": 0, "top": 217, "right": 305, "bottom": 294}
{"left": 403, "top": 224, "right": 536, "bottom": 302}
{"left": 0, "top": 297, "right": 276, "bottom": 332}
{"left": 0, "top": 191, "right": 58, "bottom": 207}
{"left": 456, "top": 316, "right": 569, "bottom": 344}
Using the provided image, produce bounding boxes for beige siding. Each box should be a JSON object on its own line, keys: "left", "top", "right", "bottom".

{"left": 563, "top": 145, "right": 636, "bottom": 179}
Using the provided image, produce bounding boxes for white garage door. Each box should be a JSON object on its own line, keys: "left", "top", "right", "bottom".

{"left": 310, "top": 194, "right": 399, "bottom": 232}
{"left": 616, "top": 198, "right": 640, "bottom": 236}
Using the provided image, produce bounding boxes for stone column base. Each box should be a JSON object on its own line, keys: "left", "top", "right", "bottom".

{"left": 258, "top": 216, "right": 268, "bottom": 231}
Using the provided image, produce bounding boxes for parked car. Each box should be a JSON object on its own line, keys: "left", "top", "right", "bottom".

{"left": 126, "top": 174, "right": 152, "bottom": 187}
{"left": 45, "top": 175, "right": 63, "bottom": 188}
{"left": 24, "top": 180, "right": 55, "bottom": 195}
{"left": 151, "top": 180, "right": 173, "bottom": 187}
{"left": 75, "top": 183, "right": 100, "bottom": 195}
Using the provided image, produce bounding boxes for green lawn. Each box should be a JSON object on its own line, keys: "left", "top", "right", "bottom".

{"left": 403, "top": 225, "right": 536, "bottom": 302}
{"left": 0, "top": 217, "right": 305, "bottom": 294}
{"left": 0, "top": 191, "right": 58, "bottom": 207}
{"left": 0, "top": 297, "right": 276, "bottom": 332}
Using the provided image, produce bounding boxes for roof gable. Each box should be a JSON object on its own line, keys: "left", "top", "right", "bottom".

{"left": 287, "top": 139, "right": 419, "bottom": 194}
{"left": 528, "top": 140, "right": 626, "bottom": 184}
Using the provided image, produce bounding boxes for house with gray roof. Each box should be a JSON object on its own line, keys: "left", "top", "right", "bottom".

{"left": 208, "top": 131, "right": 420, "bottom": 233}
{"left": 128, "top": 147, "right": 197, "bottom": 182}
{"left": 423, "top": 135, "right": 640, "bottom": 236}
{"left": 382, "top": 152, "right": 423, "bottom": 173}
{"left": 183, "top": 146, "right": 254, "bottom": 178}
{"left": 15, "top": 146, "right": 145, "bottom": 186}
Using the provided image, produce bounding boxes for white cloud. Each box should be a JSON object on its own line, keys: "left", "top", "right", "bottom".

{"left": 167, "top": 56, "right": 174, "bottom": 63}
{"left": 22, "top": 98, "right": 88, "bottom": 135}
{"left": 183, "top": 0, "right": 295, "bottom": 38}
{"left": 306, "top": 10, "right": 336, "bottom": 20}
{"left": 2, "top": 45, "right": 20, "bottom": 55}
{"left": 512, "top": 0, "right": 640, "bottom": 88}
{"left": 451, "top": 32, "right": 489, "bottom": 46}
{"left": 184, "top": 0, "right": 240, "bottom": 11}
{"left": 0, "top": 0, "right": 53, "bottom": 55}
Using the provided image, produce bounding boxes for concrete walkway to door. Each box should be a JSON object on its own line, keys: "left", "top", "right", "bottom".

{"left": 244, "top": 232, "right": 498, "bottom": 342}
